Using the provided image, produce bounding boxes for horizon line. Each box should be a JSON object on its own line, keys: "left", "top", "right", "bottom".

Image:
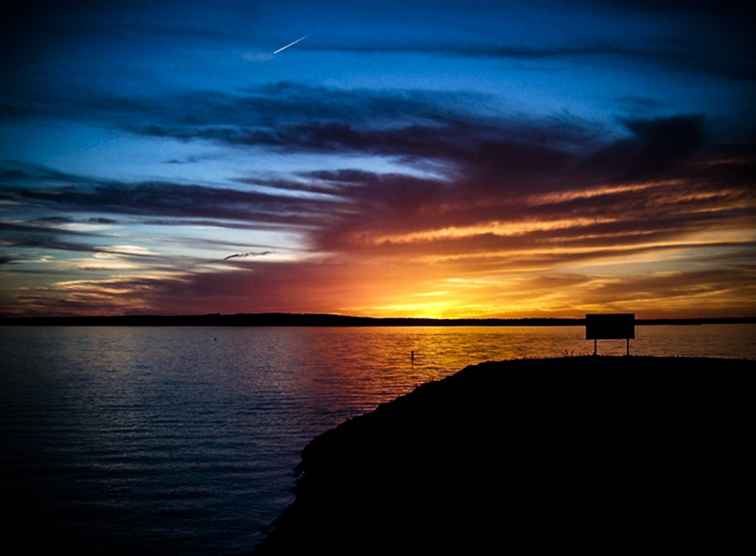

{"left": 1, "top": 312, "right": 755, "bottom": 326}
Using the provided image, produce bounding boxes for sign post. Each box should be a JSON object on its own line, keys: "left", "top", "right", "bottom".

{"left": 585, "top": 314, "right": 635, "bottom": 356}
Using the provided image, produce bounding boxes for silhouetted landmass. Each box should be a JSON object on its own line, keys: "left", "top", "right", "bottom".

{"left": 256, "top": 356, "right": 752, "bottom": 554}
{"left": 1, "top": 312, "right": 754, "bottom": 326}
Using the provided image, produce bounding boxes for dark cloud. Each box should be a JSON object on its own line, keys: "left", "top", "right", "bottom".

{"left": 0, "top": 237, "right": 98, "bottom": 254}
{"left": 0, "top": 81, "right": 492, "bottom": 134}
{"left": 306, "top": 40, "right": 755, "bottom": 82}
{"left": 0, "top": 220, "right": 102, "bottom": 238}
{"left": 138, "top": 218, "right": 312, "bottom": 232}
{"left": 87, "top": 217, "right": 119, "bottom": 224}
{"left": 582, "top": 115, "right": 706, "bottom": 181}
{"left": 27, "top": 216, "right": 117, "bottom": 225}
{"left": 0, "top": 160, "right": 94, "bottom": 187}
{"left": 222, "top": 114, "right": 750, "bottom": 255}
{"left": 3, "top": 106, "right": 753, "bottom": 269}
{"left": 0, "top": 167, "right": 342, "bottom": 226}
{"left": 126, "top": 101, "right": 715, "bottom": 200}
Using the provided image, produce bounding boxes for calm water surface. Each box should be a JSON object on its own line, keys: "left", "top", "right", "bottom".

{"left": 2, "top": 325, "right": 754, "bottom": 553}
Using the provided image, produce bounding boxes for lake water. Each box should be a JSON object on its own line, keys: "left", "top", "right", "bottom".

{"left": 2, "top": 325, "right": 754, "bottom": 553}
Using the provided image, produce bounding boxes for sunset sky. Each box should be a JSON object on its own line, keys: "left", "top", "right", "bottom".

{"left": 1, "top": 0, "right": 754, "bottom": 317}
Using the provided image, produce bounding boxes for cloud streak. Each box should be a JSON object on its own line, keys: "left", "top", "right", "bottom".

{"left": 223, "top": 251, "right": 272, "bottom": 261}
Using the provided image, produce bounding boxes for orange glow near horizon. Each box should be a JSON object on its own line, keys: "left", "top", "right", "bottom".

{"left": 3, "top": 174, "right": 755, "bottom": 319}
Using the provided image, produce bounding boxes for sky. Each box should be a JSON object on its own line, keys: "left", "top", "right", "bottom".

{"left": 1, "top": 0, "right": 755, "bottom": 318}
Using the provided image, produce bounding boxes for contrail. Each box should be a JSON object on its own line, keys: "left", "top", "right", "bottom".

{"left": 223, "top": 251, "right": 272, "bottom": 261}
{"left": 273, "top": 35, "right": 308, "bottom": 54}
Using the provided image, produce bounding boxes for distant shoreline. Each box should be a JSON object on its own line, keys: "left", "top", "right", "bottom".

{"left": 1, "top": 313, "right": 754, "bottom": 327}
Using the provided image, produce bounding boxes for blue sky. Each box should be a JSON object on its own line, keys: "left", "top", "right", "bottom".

{"left": 1, "top": 0, "right": 754, "bottom": 316}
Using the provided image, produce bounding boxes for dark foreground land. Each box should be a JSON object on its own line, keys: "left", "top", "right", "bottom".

{"left": 257, "top": 356, "right": 752, "bottom": 554}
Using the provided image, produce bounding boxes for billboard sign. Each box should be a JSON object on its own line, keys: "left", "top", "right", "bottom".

{"left": 585, "top": 313, "right": 635, "bottom": 340}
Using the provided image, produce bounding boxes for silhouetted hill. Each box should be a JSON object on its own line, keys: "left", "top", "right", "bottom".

{"left": 1, "top": 313, "right": 754, "bottom": 326}
{"left": 256, "top": 356, "right": 752, "bottom": 554}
